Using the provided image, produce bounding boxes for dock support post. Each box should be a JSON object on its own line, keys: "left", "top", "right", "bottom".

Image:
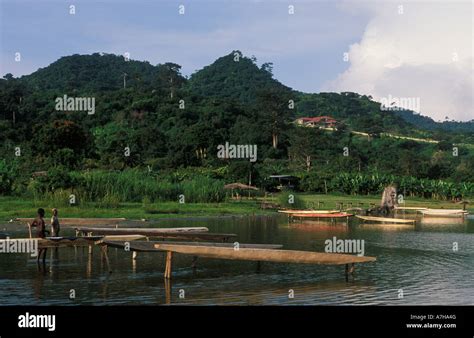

{"left": 132, "top": 251, "right": 137, "bottom": 260}
{"left": 164, "top": 278, "right": 172, "bottom": 305}
{"left": 345, "top": 263, "right": 355, "bottom": 276}
{"left": 164, "top": 251, "right": 173, "bottom": 279}
{"left": 88, "top": 245, "right": 93, "bottom": 255}
{"left": 101, "top": 245, "right": 112, "bottom": 273}
{"left": 191, "top": 256, "right": 198, "bottom": 269}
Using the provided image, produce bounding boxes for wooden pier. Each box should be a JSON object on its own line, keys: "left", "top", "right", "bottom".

{"left": 75, "top": 227, "right": 237, "bottom": 242}
{"left": 14, "top": 217, "right": 127, "bottom": 226}
{"left": 36, "top": 235, "right": 146, "bottom": 248}
{"left": 98, "top": 240, "right": 376, "bottom": 279}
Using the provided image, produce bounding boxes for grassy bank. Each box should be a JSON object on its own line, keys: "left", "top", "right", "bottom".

{"left": 0, "top": 193, "right": 471, "bottom": 221}
{"left": 0, "top": 196, "right": 267, "bottom": 220}
{"left": 298, "top": 193, "right": 473, "bottom": 212}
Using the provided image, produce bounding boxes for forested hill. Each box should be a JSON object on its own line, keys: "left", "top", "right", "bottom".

{"left": 186, "top": 51, "right": 291, "bottom": 103}
{"left": 20, "top": 53, "right": 186, "bottom": 93}
{"left": 8, "top": 51, "right": 473, "bottom": 135}
{"left": 0, "top": 51, "right": 473, "bottom": 193}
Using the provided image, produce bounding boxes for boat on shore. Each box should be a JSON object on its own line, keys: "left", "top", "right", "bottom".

{"left": 356, "top": 215, "right": 415, "bottom": 224}
{"left": 291, "top": 212, "right": 353, "bottom": 219}
{"left": 419, "top": 209, "right": 468, "bottom": 217}
{"left": 278, "top": 209, "right": 340, "bottom": 215}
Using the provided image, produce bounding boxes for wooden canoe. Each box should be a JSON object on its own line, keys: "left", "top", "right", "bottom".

{"left": 419, "top": 209, "right": 468, "bottom": 216}
{"left": 291, "top": 212, "right": 353, "bottom": 218}
{"left": 356, "top": 215, "right": 415, "bottom": 224}
{"left": 278, "top": 210, "right": 340, "bottom": 214}
{"left": 152, "top": 243, "right": 376, "bottom": 265}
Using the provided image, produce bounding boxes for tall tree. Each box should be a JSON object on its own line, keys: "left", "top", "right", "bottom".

{"left": 256, "top": 87, "right": 292, "bottom": 149}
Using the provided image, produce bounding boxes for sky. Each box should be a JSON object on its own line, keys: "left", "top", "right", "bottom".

{"left": 0, "top": 0, "right": 472, "bottom": 121}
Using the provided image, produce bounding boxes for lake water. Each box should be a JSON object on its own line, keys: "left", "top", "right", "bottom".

{"left": 0, "top": 214, "right": 473, "bottom": 305}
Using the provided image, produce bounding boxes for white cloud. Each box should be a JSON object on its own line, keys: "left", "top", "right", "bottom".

{"left": 324, "top": 1, "right": 473, "bottom": 121}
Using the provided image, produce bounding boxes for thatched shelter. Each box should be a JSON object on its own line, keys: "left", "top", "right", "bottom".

{"left": 224, "top": 183, "right": 258, "bottom": 199}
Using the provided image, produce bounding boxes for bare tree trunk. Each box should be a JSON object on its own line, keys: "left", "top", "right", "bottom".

{"left": 381, "top": 185, "right": 398, "bottom": 211}
{"left": 272, "top": 133, "right": 278, "bottom": 148}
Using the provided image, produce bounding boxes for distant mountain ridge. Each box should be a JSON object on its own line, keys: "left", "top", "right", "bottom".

{"left": 8, "top": 51, "right": 474, "bottom": 134}
{"left": 393, "top": 110, "right": 474, "bottom": 133}
{"left": 20, "top": 53, "right": 185, "bottom": 93}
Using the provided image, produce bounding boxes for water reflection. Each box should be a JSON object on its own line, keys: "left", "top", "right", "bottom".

{"left": 0, "top": 214, "right": 473, "bottom": 305}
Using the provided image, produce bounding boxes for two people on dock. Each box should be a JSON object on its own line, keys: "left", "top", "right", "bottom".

{"left": 29, "top": 208, "right": 60, "bottom": 262}
{"left": 29, "top": 208, "right": 60, "bottom": 238}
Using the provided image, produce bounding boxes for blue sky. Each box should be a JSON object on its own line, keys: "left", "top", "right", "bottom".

{"left": 1, "top": 0, "right": 472, "bottom": 121}
{"left": 0, "top": 0, "right": 368, "bottom": 92}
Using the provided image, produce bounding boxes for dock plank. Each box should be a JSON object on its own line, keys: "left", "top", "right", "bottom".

{"left": 15, "top": 218, "right": 127, "bottom": 226}
{"left": 153, "top": 243, "right": 376, "bottom": 265}
{"left": 76, "top": 227, "right": 209, "bottom": 235}
{"left": 99, "top": 240, "right": 283, "bottom": 252}
{"left": 76, "top": 227, "right": 236, "bottom": 242}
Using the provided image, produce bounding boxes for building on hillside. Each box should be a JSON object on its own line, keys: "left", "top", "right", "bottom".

{"left": 294, "top": 116, "right": 338, "bottom": 129}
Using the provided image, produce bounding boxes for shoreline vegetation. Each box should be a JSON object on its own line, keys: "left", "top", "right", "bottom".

{"left": 1, "top": 53, "right": 473, "bottom": 223}
{"left": 1, "top": 167, "right": 472, "bottom": 222}
{"left": 1, "top": 193, "right": 472, "bottom": 221}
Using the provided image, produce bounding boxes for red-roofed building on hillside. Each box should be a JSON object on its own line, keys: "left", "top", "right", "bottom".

{"left": 295, "top": 116, "right": 338, "bottom": 129}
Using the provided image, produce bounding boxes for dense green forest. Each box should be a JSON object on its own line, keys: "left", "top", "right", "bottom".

{"left": 1, "top": 51, "right": 473, "bottom": 203}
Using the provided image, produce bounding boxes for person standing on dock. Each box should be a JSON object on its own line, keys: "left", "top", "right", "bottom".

{"left": 50, "top": 208, "right": 60, "bottom": 237}
{"left": 29, "top": 208, "right": 49, "bottom": 262}
{"left": 29, "top": 208, "right": 48, "bottom": 238}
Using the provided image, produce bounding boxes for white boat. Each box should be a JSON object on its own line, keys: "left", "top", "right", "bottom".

{"left": 419, "top": 209, "right": 468, "bottom": 217}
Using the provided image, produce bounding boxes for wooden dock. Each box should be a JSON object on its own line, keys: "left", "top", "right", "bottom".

{"left": 38, "top": 235, "right": 146, "bottom": 248}
{"left": 76, "top": 226, "right": 209, "bottom": 235}
{"left": 99, "top": 240, "right": 283, "bottom": 252}
{"left": 0, "top": 235, "right": 146, "bottom": 250}
{"left": 15, "top": 217, "right": 127, "bottom": 226}
{"left": 97, "top": 240, "right": 376, "bottom": 279}
{"left": 76, "top": 227, "right": 236, "bottom": 242}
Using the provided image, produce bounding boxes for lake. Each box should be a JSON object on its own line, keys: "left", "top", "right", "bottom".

{"left": 0, "top": 214, "right": 473, "bottom": 305}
